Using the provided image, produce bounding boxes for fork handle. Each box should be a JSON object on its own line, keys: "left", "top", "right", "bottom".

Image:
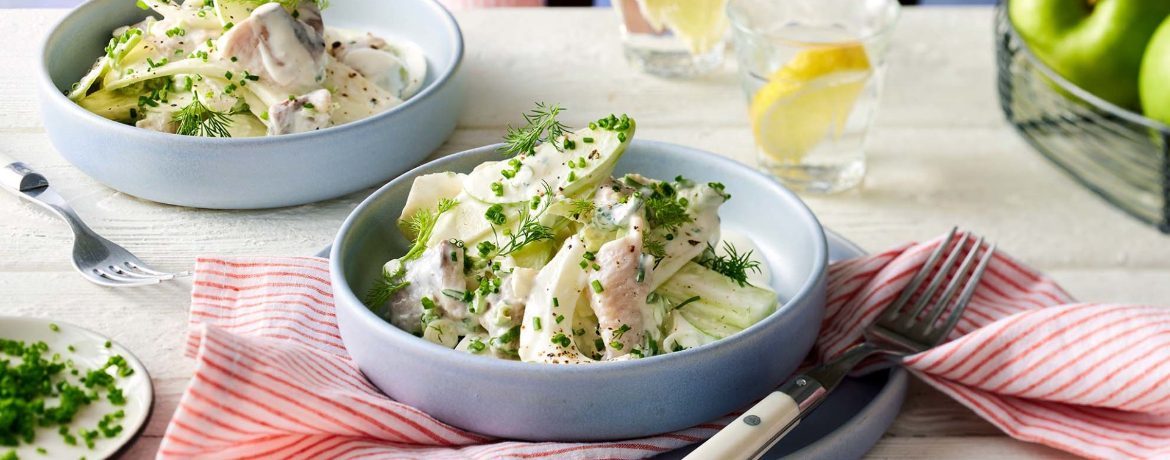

{"left": 0, "top": 153, "right": 94, "bottom": 237}
{"left": 683, "top": 375, "right": 827, "bottom": 460}
{"left": 0, "top": 153, "right": 50, "bottom": 193}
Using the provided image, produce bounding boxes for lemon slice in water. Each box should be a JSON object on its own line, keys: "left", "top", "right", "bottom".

{"left": 634, "top": 0, "right": 729, "bottom": 54}
{"left": 750, "top": 44, "right": 872, "bottom": 164}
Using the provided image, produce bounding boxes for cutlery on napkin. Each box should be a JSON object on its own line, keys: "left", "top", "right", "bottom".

{"left": 161, "top": 231, "right": 1170, "bottom": 460}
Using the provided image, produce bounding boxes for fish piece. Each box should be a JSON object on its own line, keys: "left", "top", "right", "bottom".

{"left": 217, "top": 2, "right": 325, "bottom": 94}
{"left": 267, "top": 88, "right": 331, "bottom": 135}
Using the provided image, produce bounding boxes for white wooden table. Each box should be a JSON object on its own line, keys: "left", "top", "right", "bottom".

{"left": 2, "top": 6, "right": 1166, "bottom": 459}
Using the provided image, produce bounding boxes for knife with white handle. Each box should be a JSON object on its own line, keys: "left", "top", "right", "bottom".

{"left": 683, "top": 374, "right": 828, "bottom": 460}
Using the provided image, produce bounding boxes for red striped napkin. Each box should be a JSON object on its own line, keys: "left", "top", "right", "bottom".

{"left": 160, "top": 232, "right": 1170, "bottom": 460}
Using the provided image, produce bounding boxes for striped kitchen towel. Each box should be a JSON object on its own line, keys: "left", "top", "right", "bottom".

{"left": 160, "top": 232, "right": 1170, "bottom": 460}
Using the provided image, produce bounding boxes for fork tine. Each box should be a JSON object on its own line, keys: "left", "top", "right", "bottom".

{"left": 110, "top": 264, "right": 173, "bottom": 280}
{"left": 902, "top": 233, "right": 969, "bottom": 328}
{"left": 880, "top": 227, "right": 958, "bottom": 323}
{"left": 927, "top": 243, "right": 996, "bottom": 343}
{"left": 122, "top": 259, "right": 188, "bottom": 278}
{"left": 914, "top": 235, "right": 983, "bottom": 334}
{"left": 93, "top": 267, "right": 163, "bottom": 285}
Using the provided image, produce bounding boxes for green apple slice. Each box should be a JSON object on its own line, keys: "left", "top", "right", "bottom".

{"left": 464, "top": 120, "right": 636, "bottom": 204}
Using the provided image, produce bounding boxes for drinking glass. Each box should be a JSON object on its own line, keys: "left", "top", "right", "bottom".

{"left": 728, "top": 0, "right": 899, "bottom": 193}
{"left": 613, "top": 0, "right": 730, "bottom": 78}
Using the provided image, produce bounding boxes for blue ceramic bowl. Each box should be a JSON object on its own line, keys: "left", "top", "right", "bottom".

{"left": 331, "top": 141, "right": 829, "bottom": 441}
{"left": 38, "top": 0, "right": 463, "bottom": 209}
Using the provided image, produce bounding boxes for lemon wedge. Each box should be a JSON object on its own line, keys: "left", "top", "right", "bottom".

{"left": 750, "top": 44, "right": 872, "bottom": 164}
{"left": 634, "top": 0, "right": 729, "bottom": 54}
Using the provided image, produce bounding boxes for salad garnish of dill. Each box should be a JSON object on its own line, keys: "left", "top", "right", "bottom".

{"left": 499, "top": 102, "right": 571, "bottom": 156}
{"left": 173, "top": 93, "right": 233, "bottom": 138}
{"left": 364, "top": 198, "right": 460, "bottom": 308}
{"left": 699, "top": 241, "right": 763, "bottom": 287}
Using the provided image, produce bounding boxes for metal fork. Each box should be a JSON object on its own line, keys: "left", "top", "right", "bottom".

{"left": 1, "top": 153, "right": 186, "bottom": 287}
{"left": 686, "top": 228, "right": 996, "bottom": 460}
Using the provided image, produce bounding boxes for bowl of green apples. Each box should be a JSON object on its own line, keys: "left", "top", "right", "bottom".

{"left": 996, "top": 0, "right": 1170, "bottom": 233}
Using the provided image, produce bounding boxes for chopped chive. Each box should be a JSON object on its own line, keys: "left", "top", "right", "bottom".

{"left": 592, "top": 263, "right": 600, "bottom": 270}
{"left": 288, "top": 94, "right": 296, "bottom": 101}
{"left": 674, "top": 296, "right": 702, "bottom": 310}
{"left": 49, "top": 323, "right": 59, "bottom": 332}
{"left": 442, "top": 289, "right": 472, "bottom": 302}
{"left": 421, "top": 297, "right": 435, "bottom": 310}
{"left": 591, "top": 280, "right": 604, "bottom": 293}
{"left": 567, "top": 171, "right": 577, "bottom": 182}
{"left": 610, "top": 340, "right": 624, "bottom": 350}
{"left": 550, "top": 333, "right": 571, "bottom": 347}
{"left": 618, "top": 132, "right": 627, "bottom": 142}
{"left": 533, "top": 317, "right": 543, "bottom": 331}
{"left": 583, "top": 137, "right": 594, "bottom": 143}
{"left": 552, "top": 297, "right": 560, "bottom": 307}
{"left": 574, "top": 328, "right": 585, "bottom": 336}
{"left": 501, "top": 169, "right": 516, "bottom": 179}
{"left": 224, "top": 71, "right": 233, "bottom": 80}
{"left": 468, "top": 339, "right": 486, "bottom": 352}
{"left": 490, "top": 182, "right": 504, "bottom": 197}
{"left": 104, "top": 341, "right": 111, "bottom": 348}
{"left": 589, "top": 122, "right": 598, "bottom": 130}
{"left": 223, "top": 22, "right": 234, "bottom": 31}
{"left": 583, "top": 251, "right": 595, "bottom": 261}
{"left": 303, "top": 102, "right": 315, "bottom": 109}
{"left": 555, "top": 314, "right": 564, "bottom": 324}
{"left": 595, "top": 338, "right": 605, "bottom": 350}
{"left": 260, "top": 111, "right": 269, "bottom": 121}
{"left": 579, "top": 260, "right": 589, "bottom": 269}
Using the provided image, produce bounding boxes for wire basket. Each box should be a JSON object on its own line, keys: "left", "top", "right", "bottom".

{"left": 995, "top": 0, "right": 1170, "bottom": 233}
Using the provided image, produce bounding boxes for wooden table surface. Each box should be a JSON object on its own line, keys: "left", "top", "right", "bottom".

{"left": 3, "top": 5, "right": 1165, "bottom": 459}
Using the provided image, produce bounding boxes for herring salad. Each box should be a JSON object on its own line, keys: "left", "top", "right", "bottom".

{"left": 68, "top": 0, "right": 426, "bottom": 137}
{"left": 367, "top": 105, "right": 779, "bottom": 363}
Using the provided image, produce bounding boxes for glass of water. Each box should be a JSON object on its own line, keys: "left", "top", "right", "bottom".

{"left": 613, "top": 0, "right": 730, "bottom": 78}
{"left": 728, "top": 0, "right": 899, "bottom": 193}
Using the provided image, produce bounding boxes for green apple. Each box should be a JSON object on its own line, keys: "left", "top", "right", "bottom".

{"left": 1140, "top": 17, "right": 1170, "bottom": 125}
{"left": 1010, "top": 0, "right": 1170, "bottom": 110}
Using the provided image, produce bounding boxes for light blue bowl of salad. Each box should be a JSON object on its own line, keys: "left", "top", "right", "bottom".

{"left": 38, "top": 0, "right": 463, "bottom": 209}
{"left": 330, "top": 115, "right": 829, "bottom": 441}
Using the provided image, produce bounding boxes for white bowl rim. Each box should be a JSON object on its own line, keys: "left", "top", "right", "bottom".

{"left": 38, "top": 0, "right": 464, "bottom": 145}
{"left": 330, "top": 139, "right": 829, "bottom": 376}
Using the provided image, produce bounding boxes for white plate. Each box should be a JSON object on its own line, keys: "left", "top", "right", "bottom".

{"left": 0, "top": 316, "right": 153, "bottom": 459}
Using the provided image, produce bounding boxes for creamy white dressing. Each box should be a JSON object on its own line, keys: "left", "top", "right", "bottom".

{"left": 369, "top": 114, "right": 781, "bottom": 363}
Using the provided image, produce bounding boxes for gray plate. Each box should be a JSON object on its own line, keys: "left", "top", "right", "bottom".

{"left": 316, "top": 229, "right": 907, "bottom": 459}
{"left": 655, "top": 229, "right": 907, "bottom": 460}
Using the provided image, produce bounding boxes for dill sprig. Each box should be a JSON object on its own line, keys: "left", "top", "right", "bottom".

{"left": 364, "top": 263, "right": 408, "bottom": 308}
{"left": 642, "top": 233, "right": 666, "bottom": 263}
{"left": 366, "top": 198, "right": 459, "bottom": 308}
{"left": 644, "top": 196, "right": 691, "bottom": 232}
{"left": 402, "top": 198, "right": 460, "bottom": 261}
{"left": 173, "top": 94, "right": 232, "bottom": 137}
{"left": 493, "top": 183, "right": 556, "bottom": 256}
{"left": 569, "top": 199, "right": 595, "bottom": 219}
{"left": 499, "top": 103, "right": 571, "bottom": 156}
{"left": 698, "top": 242, "right": 762, "bottom": 287}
